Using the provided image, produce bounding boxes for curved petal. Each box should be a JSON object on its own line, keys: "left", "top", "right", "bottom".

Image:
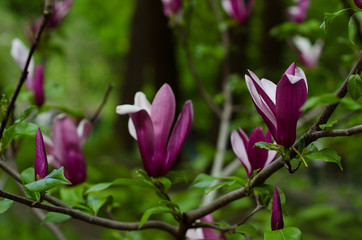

{"left": 275, "top": 74, "right": 308, "bottom": 147}
{"left": 245, "top": 75, "right": 277, "bottom": 135}
{"left": 77, "top": 118, "right": 93, "bottom": 146}
{"left": 116, "top": 104, "right": 144, "bottom": 115}
{"left": 35, "top": 128, "right": 49, "bottom": 180}
{"left": 129, "top": 110, "right": 157, "bottom": 176}
{"left": 247, "top": 70, "right": 276, "bottom": 115}
{"left": 150, "top": 84, "right": 175, "bottom": 170}
{"left": 271, "top": 187, "right": 284, "bottom": 230}
{"left": 247, "top": 127, "right": 269, "bottom": 173}
{"left": 134, "top": 92, "right": 152, "bottom": 114}
{"left": 64, "top": 149, "right": 87, "bottom": 185}
{"left": 165, "top": 101, "right": 193, "bottom": 175}
{"left": 263, "top": 129, "right": 277, "bottom": 167}
{"left": 231, "top": 129, "right": 251, "bottom": 177}
{"left": 260, "top": 78, "right": 277, "bottom": 104}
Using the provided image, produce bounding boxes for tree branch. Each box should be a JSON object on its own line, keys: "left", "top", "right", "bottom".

{"left": 90, "top": 83, "right": 113, "bottom": 123}
{"left": 0, "top": 0, "right": 53, "bottom": 140}
{"left": 0, "top": 189, "right": 178, "bottom": 236}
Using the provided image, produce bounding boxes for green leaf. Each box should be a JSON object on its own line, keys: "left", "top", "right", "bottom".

{"left": 139, "top": 206, "right": 173, "bottom": 229}
{"left": 302, "top": 94, "right": 340, "bottom": 111}
{"left": 321, "top": 9, "right": 349, "bottom": 32}
{"left": 264, "top": 227, "right": 302, "bottom": 240}
{"left": 340, "top": 98, "right": 361, "bottom": 110}
{"left": 255, "top": 142, "right": 282, "bottom": 152}
{"left": 25, "top": 167, "right": 71, "bottom": 193}
{"left": 15, "top": 122, "right": 38, "bottom": 136}
{"left": 156, "top": 177, "right": 172, "bottom": 193}
{"left": 305, "top": 148, "right": 343, "bottom": 170}
{"left": 254, "top": 184, "right": 274, "bottom": 206}
{"left": 20, "top": 167, "right": 40, "bottom": 200}
{"left": 0, "top": 199, "right": 13, "bottom": 214}
{"left": 1, "top": 125, "right": 15, "bottom": 152}
{"left": 112, "top": 178, "right": 155, "bottom": 189}
{"left": 205, "top": 180, "right": 236, "bottom": 194}
{"left": 158, "top": 200, "right": 181, "bottom": 213}
{"left": 190, "top": 174, "right": 217, "bottom": 189}
{"left": 87, "top": 195, "right": 108, "bottom": 215}
{"left": 85, "top": 182, "right": 113, "bottom": 194}
{"left": 236, "top": 224, "right": 257, "bottom": 236}
{"left": 319, "top": 120, "right": 337, "bottom": 130}
{"left": 59, "top": 185, "right": 85, "bottom": 207}
{"left": 348, "top": 74, "right": 362, "bottom": 100}
{"left": 41, "top": 212, "right": 70, "bottom": 224}
{"left": 348, "top": 12, "right": 362, "bottom": 48}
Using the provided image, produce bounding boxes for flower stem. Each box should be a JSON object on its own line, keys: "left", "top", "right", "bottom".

{"left": 292, "top": 146, "right": 308, "bottom": 167}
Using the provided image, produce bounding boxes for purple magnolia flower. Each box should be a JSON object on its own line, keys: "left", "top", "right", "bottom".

{"left": 271, "top": 187, "right": 284, "bottom": 230}
{"left": 354, "top": 0, "right": 362, "bottom": 9}
{"left": 48, "top": 0, "right": 73, "bottom": 29}
{"left": 35, "top": 128, "right": 49, "bottom": 180}
{"left": 43, "top": 114, "right": 92, "bottom": 185}
{"left": 291, "top": 36, "right": 324, "bottom": 69}
{"left": 161, "top": 0, "right": 183, "bottom": 17}
{"left": 116, "top": 84, "right": 193, "bottom": 177}
{"left": 245, "top": 63, "right": 308, "bottom": 147}
{"left": 11, "top": 38, "right": 45, "bottom": 107}
{"left": 222, "top": 0, "right": 255, "bottom": 24}
{"left": 286, "top": 0, "right": 310, "bottom": 23}
{"left": 231, "top": 127, "right": 277, "bottom": 178}
{"left": 186, "top": 214, "right": 224, "bottom": 240}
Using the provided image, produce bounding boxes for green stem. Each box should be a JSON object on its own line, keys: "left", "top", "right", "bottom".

{"left": 292, "top": 147, "right": 308, "bottom": 167}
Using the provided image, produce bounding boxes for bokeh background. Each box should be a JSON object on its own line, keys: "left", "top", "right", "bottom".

{"left": 0, "top": 0, "right": 362, "bottom": 239}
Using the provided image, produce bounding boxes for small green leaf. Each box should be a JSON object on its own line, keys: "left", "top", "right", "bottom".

{"left": 305, "top": 148, "right": 343, "bottom": 170}
{"left": 190, "top": 174, "right": 217, "bottom": 189}
{"left": 156, "top": 177, "right": 172, "bottom": 193}
{"left": 20, "top": 167, "right": 40, "bottom": 200}
{"left": 0, "top": 199, "right": 13, "bottom": 214}
{"left": 348, "top": 74, "right": 362, "bottom": 100}
{"left": 139, "top": 206, "right": 173, "bottom": 229}
{"left": 1, "top": 125, "right": 15, "bottom": 151}
{"left": 41, "top": 212, "right": 70, "bottom": 224}
{"left": 319, "top": 120, "right": 337, "bottom": 130}
{"left": 158, "top": 200, "right": 181, "bottom": 213}
{"left": 340, "top": 98, "right": 361, "bottom": 110}
{"left": 264, "top": 227, "right": 302, "bottom": 240}
{"left": 255, "top": 142, "right": 283, "bottom": 155}
{"left": 254, "top": 184, "right": 274, "bottom": 206}
{"left": 15, "top": 122, "right": 38, "bottom": 136}
{"left": 302, "top": 94, "right": 340, "bottom": 111}
{"left": 85, "top": 182, "right": 113, "bottom": 194}
{"left": 236, "top": 224, "right": 257, "bottom": 236}
{"left": 25, "top": 167, "right": 71, "bottom": 193}
{"left": 320, "top": 9, "right": 349, "bottom": 32}
{"left": 348, "top": 12, "right": 362, "bottom": 48}
{"left": 87, "top": 196, "right": 108, "bottom": 215}
{"left": 205, "top": 181, "right": 236, "bottom": 194}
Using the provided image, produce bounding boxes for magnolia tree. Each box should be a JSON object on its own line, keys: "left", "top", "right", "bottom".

{"left": 1, "top": 0, "right": 362, "bottom": 239}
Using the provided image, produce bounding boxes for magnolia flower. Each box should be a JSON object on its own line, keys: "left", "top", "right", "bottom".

{"left": 222, "top": 0, "right": 255, "bottom": 24}
{"left": 231, "top": 127, "right": 277, "bottom": 178}
{"left": 186, "top": 214, "right": 224, "bottom": 240}
{"left": 43, "top": 114, "right": 92, "bottom": 185}
{"left": 116, "top": 84, "right": 193, "bottom": 177}
{"left": 35, "top": 128, "right": 49, "bottom": 180}
{"left": 161, "top": 0, "right": 183, "bottom": 17}
{"left": 271, "top": 187, "right": 284, "bottom": 230}
{"left": 354, "top": 0, "right": 362, "bottom": 9}
{"left": 291, "top": 36, "right": 323, "bottom": 69}
{"left": 11, "top": 38, "right": 45, "bottom": 107}
{"left": 245, "top": 63, "right": 308, "bottom": 147}
{"left": 286, "top": 0, "right": 310, "bottom": 23}
{"left": 48, "top": 0, "right": 74, "bottom": 29}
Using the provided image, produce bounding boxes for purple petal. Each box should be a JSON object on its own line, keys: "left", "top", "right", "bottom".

{"left": 77, "top": 118, "right": 92, "bottom": 146}
{"left": 35, "top": 128, "right": 49, "bottom": 180}
{"left": 150, "top": 84, "right": 175, "bottom": 173}
{"left": 271, "top": 187, "right": 284, "bottom": 230}
{"left": 33, "top": 65, "right": 45, "bottom": 107}
{"left": 263, "top": 130, "right": 277, "bottom": 167}
{"left": 165, "top": 101, "right": 193, "bottom": 175}
{"left": 247, "top": 127, "right": 269, "bottom": 173}
{"left": 355, "top": 0, "right": 362, "bottom": 8}
{"left": 129, "top": 110, "right": 157, "bottom": 176}
{"left": 161, "top": 0, "right": 183, "bottom": 16}
{"left": 275, "top": 73, "right": 308, "bottom": 147}
{"left": 284, "top": 62, "right": 296, "bottom": 75}
{"left": 231, "top": 129, "right": 251, "bottom": 177}
{"left": 52, "top": 114, "right": 87, "bottom": 185}
{"left": 247, "top": 70, "right": 277, "bottom": 116}
{"left": 201, "top": 214, "right": 219, "bottom": 239}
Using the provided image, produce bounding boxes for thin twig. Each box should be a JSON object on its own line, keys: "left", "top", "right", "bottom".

{"left": 0, "top": 0, "right": 53, "bottom": 140}
{"left": 0, "top": 189, "right": 178, "bottom": 237}
{"left": 90, "top": 83, "right": 113, "bottom": 123}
